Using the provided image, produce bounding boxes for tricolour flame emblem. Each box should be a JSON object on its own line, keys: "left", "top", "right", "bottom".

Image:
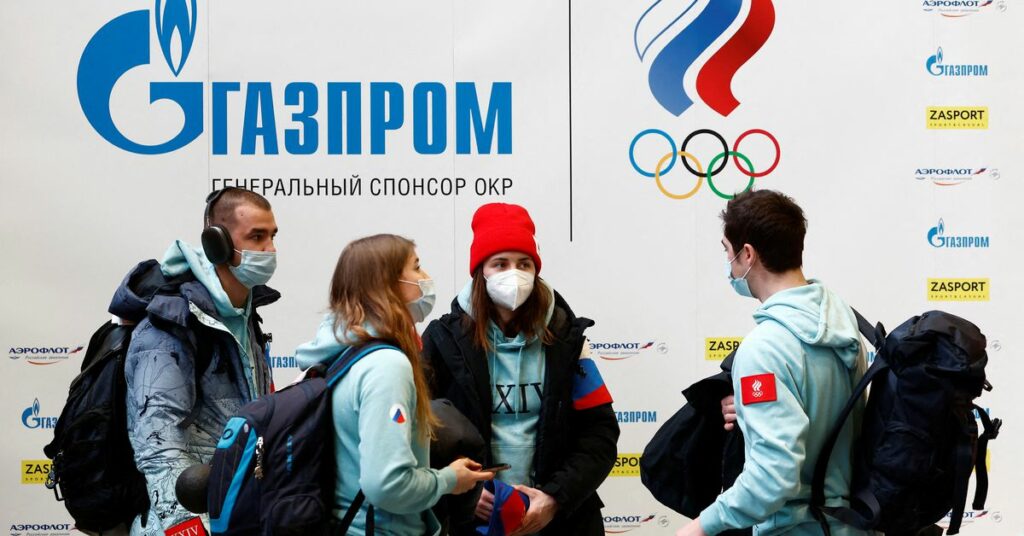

{"left": 751, "top": 379, "right": 763, "bottom": 397}
{"left": 154, "top": 0, "right": 197, "bottom": 76}
{"left": 636, "top": 0, "right": 776, "bottom": 117}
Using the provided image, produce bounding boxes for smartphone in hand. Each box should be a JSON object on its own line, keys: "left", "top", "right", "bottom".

{"left": 481, "top": 463, "right": 511, "bottom": 473}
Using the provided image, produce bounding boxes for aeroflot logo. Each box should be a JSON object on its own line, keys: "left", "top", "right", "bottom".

{"left": 635, "top": 0, "right": 775, "bottom": 116}
{"left": 78, "top": 1, "right": 512, "bottom": 155}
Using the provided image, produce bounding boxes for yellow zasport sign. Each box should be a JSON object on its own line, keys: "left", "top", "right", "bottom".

{"left": 927, "top": 107, "right": 988, "bottom": 129}
{"left": 21, "top": 459, "right": 51, "bottom": 485}
{"left": 705, "top": 338, "right": 743, "bottom": 360}
{"left": 609, "top": 453, "right": 642, "bottom": 477}
{"left": 928, "top": 278, "right": 990, "bottom": 302}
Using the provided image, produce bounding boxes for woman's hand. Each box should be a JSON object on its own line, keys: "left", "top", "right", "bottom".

{"left": 509, "top": 485, "right": 558, "bottom": 535}
{"left": 475, "top": 486, "right": 495, "bottom": 521}
{"left": 449, "top": 458, "right": 492, "bottom": 495}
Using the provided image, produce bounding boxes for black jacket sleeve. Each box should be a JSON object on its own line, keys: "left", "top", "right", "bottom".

{"left": 421, "top": 323, "right": 451, "bottom": 395}
{"left": 540, "top": 401, "right": 620, "bottom": 516}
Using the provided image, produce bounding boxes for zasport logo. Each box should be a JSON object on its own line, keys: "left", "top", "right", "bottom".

{"left": 609, "top": 453, "right": 642, "bottom": 477}
{"left": 706, "top": 337, "right": 742, "bottom": 360}
{"left": 927, "top": 278, "right": 989, "bottom": 301}
{"left": 21, "top": 459, "right": 52, "bottom": 485}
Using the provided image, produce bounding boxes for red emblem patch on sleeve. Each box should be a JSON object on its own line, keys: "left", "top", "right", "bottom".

{"left": 740, "top": 373, "right": 777, "bottom": 405}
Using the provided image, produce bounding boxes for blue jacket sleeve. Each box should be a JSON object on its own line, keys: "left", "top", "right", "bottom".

{"left": 124, "top": 323, "right": 200, "bottom": 531}
{"left": 699, "top": 330, "right": 809, "bottom": 535}
{"left": 353, "top": 349, "right": 457, "bottom": 513}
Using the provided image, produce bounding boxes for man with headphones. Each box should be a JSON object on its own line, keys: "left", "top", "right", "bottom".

{"left": 110, "top": 187, "right": 280, "bottom": 535}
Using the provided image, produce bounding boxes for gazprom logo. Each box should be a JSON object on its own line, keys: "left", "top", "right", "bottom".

{"left": 635, "top": 0, "right": 775, "bottom": 116}
{"left": 21, "top": 399, "right": 58, "bottom": 430}
{"left": 926, "top": 47, "right": 988, "bottom": 77}
{"left": 78, "top": 1, "right": 512, "bottom": 156}
{"left": 927, "top": 218, "right": 990, "bottom": 248}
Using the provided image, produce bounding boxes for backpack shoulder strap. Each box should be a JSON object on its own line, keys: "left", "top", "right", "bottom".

{"left": 326, "top": 341, "right": 395, "bottom": 534}
{"left": 972, "top": 404, "right": 1001, "bottom": 510}
{"left": 811, "top": 337, "right": 890, "bottom": 534}
{"left": 325, "top": 342, "right": 400, "bottom": 388}
{"left": 851, "top": 308, "right": 885, "bottom": 349}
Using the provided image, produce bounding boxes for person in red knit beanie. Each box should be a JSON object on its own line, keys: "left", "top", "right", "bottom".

{"left": 423, "top": 203, "right": 619, "bottom": 536}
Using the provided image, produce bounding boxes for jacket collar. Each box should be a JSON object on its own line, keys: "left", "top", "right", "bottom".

{"left": 435, "top": 290, "right": 594, "bottom": 431}
{"left": 147, "top": 280, "right": 281, "bottom": 328}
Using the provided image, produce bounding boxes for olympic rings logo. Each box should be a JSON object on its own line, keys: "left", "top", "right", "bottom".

{"left": 628, "top": 129, "right": 781, "bottom": 200}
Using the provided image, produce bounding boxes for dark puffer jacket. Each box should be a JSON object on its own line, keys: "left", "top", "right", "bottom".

{"left": 423, "top": 289, "right": 619, "bottom": 535}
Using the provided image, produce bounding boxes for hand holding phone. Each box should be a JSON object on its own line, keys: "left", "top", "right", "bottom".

{"left": 482, "top": 463, "right": 511, "bottom": 473}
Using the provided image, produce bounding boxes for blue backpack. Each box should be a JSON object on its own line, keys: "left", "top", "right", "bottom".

{"left": 812, "top": 311, "right": 1001, "bottom": 536}
{"left": 207, "top": 342, "right": 394, "bottom": 535}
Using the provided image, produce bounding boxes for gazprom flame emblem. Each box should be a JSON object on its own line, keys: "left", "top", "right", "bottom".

{"left": 635, "top": 0, "right": 776, "bottom": 116}
{"left": 751, "top": 379, "right": 763, "bottom": 398}
{"left": 77, "top": 0, "right": 204, "bottom": 154}
{"left": 927, "top": 47, "right": 945, "bottom": 76}
{"left": 928, "top": 218, "right": 946, "bottom": 247}
{"left": 155, "top": 0, "right": 197, "bottom": 76}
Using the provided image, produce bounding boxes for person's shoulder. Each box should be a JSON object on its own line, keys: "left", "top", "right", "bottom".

{"left": 354, "top": 346, "right": 413, "bottom": 375}
{"left": 735, "top": 322, "right": 803, "bottom": 371}
{"left": 127, "top": 318, "right": 188, "bottom": 354}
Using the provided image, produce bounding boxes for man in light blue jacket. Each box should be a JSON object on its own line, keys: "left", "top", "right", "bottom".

{"left": 677, "top": 190, "right": 868, "bottom": 536}
{"left": 116, "top": 188, "right": 279, "bottom": 534}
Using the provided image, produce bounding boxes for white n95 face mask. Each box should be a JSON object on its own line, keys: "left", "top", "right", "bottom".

{"left": 485, "top": 269, "right": 535, "bottom": 311}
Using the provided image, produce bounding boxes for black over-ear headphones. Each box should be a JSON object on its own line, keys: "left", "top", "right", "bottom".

{"left": 201, "top": 188, "right": 235, "bottom": 265}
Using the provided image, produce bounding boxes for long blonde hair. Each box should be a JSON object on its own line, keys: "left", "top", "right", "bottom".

{"left": 328, "top": 234, "right": 439, "bottom": 438}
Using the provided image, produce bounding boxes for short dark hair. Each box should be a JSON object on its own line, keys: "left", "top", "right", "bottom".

{"left": 206, "top": 188, "right": 272, "bottom": 228}
{"left": 720, "top": 189, "right": 807, "bottom": 273}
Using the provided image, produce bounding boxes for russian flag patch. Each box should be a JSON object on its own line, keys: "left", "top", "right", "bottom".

{"left": 389, "top": 403, "right": 408, "bottom": 424}
{"left": 572, "top": 358, "right": 613, "bottom": 410}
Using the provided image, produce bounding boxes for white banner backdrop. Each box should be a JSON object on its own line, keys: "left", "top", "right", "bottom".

{"left": 2, "top": 1, "right": 1021, "bottom": 534}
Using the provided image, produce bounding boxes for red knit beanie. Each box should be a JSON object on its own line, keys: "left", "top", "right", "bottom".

{"left": 469, "top": 203, "right": 541, "bottom": 275}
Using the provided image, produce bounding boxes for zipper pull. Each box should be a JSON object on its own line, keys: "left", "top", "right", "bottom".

{"left": 254, "top": 436, "right": 265, "bottom": 480}
{"left": 45, "top": 452, "right": 60, "bottom": 489}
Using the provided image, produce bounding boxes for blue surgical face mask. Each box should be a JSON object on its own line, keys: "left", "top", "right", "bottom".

{"left": 726, "top": 251, "right": 754, "bottom": 298}
{"left": 400, "top": 278, "right": 436, "bottom": 323}
{"left": 229, "top": 249, "right": 277, "bottom": 289}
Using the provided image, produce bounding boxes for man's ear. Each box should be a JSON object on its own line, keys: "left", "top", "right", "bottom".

{"left": 743, "top": 243, "right": 758, "bottom": 265}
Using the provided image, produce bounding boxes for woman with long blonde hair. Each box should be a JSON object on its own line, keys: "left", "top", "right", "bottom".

{"left": 296, "top": 234, "right": 491, "bottom": 535}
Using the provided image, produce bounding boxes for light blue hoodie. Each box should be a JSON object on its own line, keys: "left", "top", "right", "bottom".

{"left": 160, "top": 240, "right": 262, "bottom": 400}
{"left": 295, "top": 315, "right": 456, "bottom": 536}
{"left": 456, "top": 279, "right": 554, "bottom": 488}
{"left": 699, "top": 281, "right": 869, "bottom": 536}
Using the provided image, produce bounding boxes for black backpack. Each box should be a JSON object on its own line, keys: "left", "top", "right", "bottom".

{"left": 207, "top": 342, "right": 394, "bottom": 536}
{"left": 813, "top": 310, "right": 1002, "bottom": 536}
{"left": 43, "top": 264, "right": 212, "bottom": 533}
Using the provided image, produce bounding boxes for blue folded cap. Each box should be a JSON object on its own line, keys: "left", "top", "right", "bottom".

{"left": 475, "top": 479, "right": 530, "bottom": 536}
